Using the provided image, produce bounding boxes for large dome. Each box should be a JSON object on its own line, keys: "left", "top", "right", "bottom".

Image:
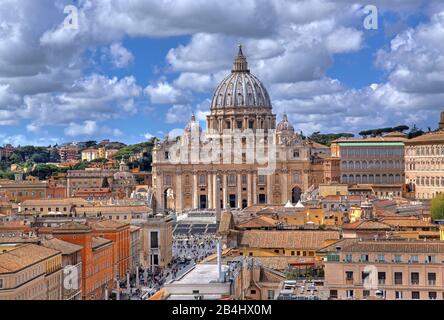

{"left": 211, "top": 46, "right": 272, "bottom": 110}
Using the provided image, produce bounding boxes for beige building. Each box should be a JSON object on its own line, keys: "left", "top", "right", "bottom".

{"left": 81, "top": 149, "right": 99, "bottom": 162}
{"left": 152, "top": 46, "right": 329, "bottom": 213}
{"left": 405, "top": 112, "right": 444, "bottom": 199}
{"left": 139, "top": 215, "right": 173, "bottom": 272}
{"left": 320, "top": 238, "right": 444, "bottom": 300}
{"left": 67, "top": 161, "right": 136, "bottom": 198}
{"left": 331, "top": 133, "right": 407, "bottom": 195}
{"left": 0, "top": 244, "right": 63, "bottom": 300}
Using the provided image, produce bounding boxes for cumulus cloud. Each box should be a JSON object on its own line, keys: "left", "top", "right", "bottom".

{"left": 165, "top": 105, "right": 193, "bottom": 124}
{"left": 145, "top": 82, "right": 190, "bottom": 104}
{"left": 108, "top": 43, "right": 134, "bottom": 68}
{"left": 64, "top": 120, "right": 123, "bottom": 138}
{"left": 1, "top": 0, "right": 444, "bottom": 143}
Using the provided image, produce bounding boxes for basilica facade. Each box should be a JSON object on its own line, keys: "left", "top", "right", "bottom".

{"left": 151, "top": 46, "right": 331, "bottom": 213}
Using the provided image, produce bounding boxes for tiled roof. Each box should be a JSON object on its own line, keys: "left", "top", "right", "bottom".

{"left": 90, "top": 219, "right": 129, "bottom": 230}
{"left": 57, "top": 221, "right": 91, "bottom": 231}
{"left": 21, "top": 198, "right": 89, "bottom": 205}
{"left": 319, "top": 238, "right": 444, "bottom": 253}
{"left": 343, "top": 220, "right": 391, "bottom": 230}
{"left": 40, "top": 237, "right": 83, "bottom": 255}
{"left": 238, "top": 230, "right": 340, "bottom": 249}
{"left": 76, "top": 205, "right": 148, "bottom": 213}
{"left": 92, "top": 237, "right": 112, "bottom": 250}
{"left": 0, "top": 244, "right": 60, "bottom": 273}
{"left": 381, "top": 219, "right": 438, "bottom": 228}
{"left": 237, "top": 216, "right": 277, "bottom": 229}
{"left": 405, "top": 130, "right": 444, "bottom": 144}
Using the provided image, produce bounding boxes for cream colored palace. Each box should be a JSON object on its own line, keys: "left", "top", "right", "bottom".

{"left": 151, "top": 46, "right": 331, "bottom": 213}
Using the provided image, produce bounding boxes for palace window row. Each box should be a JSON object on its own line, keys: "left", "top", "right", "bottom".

{"left": 341, "top": 174, "right": 403, "bottom": 184}
{"left": 341, "top": 160, "right": 403, "bottom": 170}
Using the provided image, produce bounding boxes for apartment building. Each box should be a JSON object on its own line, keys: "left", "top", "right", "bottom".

{"left": 0, "top": 244, "right": 63, "bottom": 300}
{"left": 320, "top": 238, "right": 444, "bottom": 300}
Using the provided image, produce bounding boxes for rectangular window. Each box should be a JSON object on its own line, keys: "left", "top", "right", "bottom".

{"left": 410, "top": 255, "right": 419, "bottom": 263}
{"left": 164, "top": 175, "right": 172, "bottom": 186}
{"left": 346, "top": 290, "right": 354, "bottom": 299}
{"left": 394, "top": 254, "right": 402, "bottom": 263}
{"left": 153, "top": 254, "right": 159, "bottom": 265}
{"left": 293, "top": 149, "right": 300, "bottom": 158}
{"left": 360, "top": 254, "right": 369, "bottom": 262}
{"left": 428, "top": 273, "right": 436, "bottom": 286}
{"left": 410, "top": 272, "right": 419, "bottom": 285}
{"left": 427, "top": 255, "right": 435, "bottom": 263}
{"left": 345, "top": 271, "right": 353, "bottom": 281}
{"left": 395, "top": 291, "right": 403, "bottom": 300}
{"left": 378, "top": 272, "right": 386, "bottom": 285}
{"left": 330, "top": 290, "right": 338, "bottom": 299}
{"left": 412, "top": 291, "right": 420, "bottom": 300}
{"left": 0, "top": 278, "right": 3, "bottom": 289}
{"left": 258, "top": 175, "right": 266, "bottom": 185}
{"left": 377, "top": 254, "right": 385, "bottom": 262}
{"left": 394, "top": 272, "right": 403, "bottom": 285}
{"left": 429, "top": 292, "right": 437, "bottom": 300}
{"left": 150, "top": 231, "right": 159, "bottom": 249}
{"left": 229, "top": 174, "right": 236, "bottom": 186}
{"left": 267, "top": 290, "right": 274, "bottom": 300}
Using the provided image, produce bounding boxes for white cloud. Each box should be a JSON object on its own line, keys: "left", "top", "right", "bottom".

{"left": 64, "top": 120, "right": 124, "bottom": 138}
{"left": 145, "top": 82, "right": 190, "bottom": 104}
{"left": 165, "top": 105, "right": 193, "bottom": 124}
{"left": 109, "top": 43, "right": 134, "bottom": 68}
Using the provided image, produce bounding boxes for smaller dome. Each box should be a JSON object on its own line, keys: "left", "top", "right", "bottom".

{"left": 276, "top": 113, "right": 294, "bottom": 132}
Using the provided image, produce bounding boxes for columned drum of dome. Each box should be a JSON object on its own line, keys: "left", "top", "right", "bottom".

{"left": 207, "top": 46, "right": 276, "bottom": 133}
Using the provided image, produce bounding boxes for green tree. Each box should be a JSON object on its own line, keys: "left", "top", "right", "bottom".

{"left": 431, "top": 193, "right": 444, "bottom": 220}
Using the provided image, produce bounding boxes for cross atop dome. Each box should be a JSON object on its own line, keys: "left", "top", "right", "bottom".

{"left": 232, "top": 44, "right": 249, "bottom": 72}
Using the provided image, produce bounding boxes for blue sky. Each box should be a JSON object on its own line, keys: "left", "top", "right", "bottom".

{"left": 1, "top": 0, "right": 444, "bottom": 146}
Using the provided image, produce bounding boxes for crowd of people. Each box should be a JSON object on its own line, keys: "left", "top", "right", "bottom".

{"left": 127, "top": 233, "right": 218, "bottom": 299}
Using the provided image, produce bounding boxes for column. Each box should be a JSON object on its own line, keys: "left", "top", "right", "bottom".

{"left": 247, "top": 172, "right": 252, "bottom": 206}
{"left": 267, "top": 174, "right": 273, "bottom": 204}
{"left": 213, "top": 173, "right": 218, "bottom": 209}
{"left": 175, "top": 173, "right": 183, "bottom": 213}
{"left": 252, "top": 173, "right": 257, "bottom": 205}
{"left": 281, "top": 171, "right": 288, "bottom": 204}
{"left": 215, "top": 175, "right": 221, "bottom": 222}
{"left": 193, "top": 173, "right": 198, "bottom": 209}
{"left": 222, "top": 173, "right": 228, "bottom": 209}
{"left": 237, "top": 173, "right": 242, "bottom": 209}
{"left": 208, "top": 172, "right": 213, "bottom": 209}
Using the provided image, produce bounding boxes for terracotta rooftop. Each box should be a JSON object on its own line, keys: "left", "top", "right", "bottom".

{"left": 21, "top": 198, "right": 89, "bottom": 205}
{"left": 89, "top": 219, "right": 129, "bottom": 230}
{"left": 0, "top": 244, "right": 60, "bottom": 273}
{"left": 343, "top": 220, "right": 391, "bottom": 230}
{"left": 238, "top": 230, "right": 340, "bottom": 249}
{"left": 92, "top": 237, "right": 112, "bottom": 250}
{"left": 405, "top": 130, "right": 444, "bottom": 144}
{"left": 237, "top": 216, "right": 278, "bottom": 229}
{"left": 319, "top": 238, "right": 444, "bottom": 253}
{"left": 40, "top": 237, "right": 83, "bottom": 255}
{"left": 381, "top": 219, "right": 438, "bottom": 228}
{"left": 56, "top": 221, "right": 91, "bottom": 232}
